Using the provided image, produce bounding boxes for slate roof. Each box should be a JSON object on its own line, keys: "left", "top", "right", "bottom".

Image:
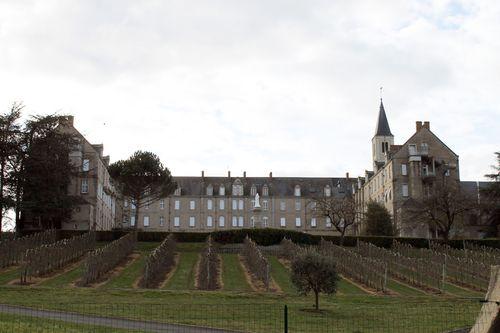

{"left": 375, "top": 100, "right": 393, "bottom": 137}
{"left": 172, "top": 176, "right": 356, "bottom": 198}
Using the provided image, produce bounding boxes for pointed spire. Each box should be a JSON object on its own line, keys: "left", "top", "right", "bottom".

{"left": 375, "top": 99, "right": 393, "bottom": 136}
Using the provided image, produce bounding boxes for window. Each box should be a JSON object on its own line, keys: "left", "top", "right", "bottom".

{"left": 232, "top": 216, "right": 237, "bottom": 227}
{"left": 263, "top": 200, "right": 268, "bottom": 210}
{"left": 206, "top": 184, "right": 213, "bottom": 196}
{"left": 294, "top": 185, "right": 301, "bottom": 197}
{"left": 219, "top": 199, "right": 225, "bottom": 210}
{"left": 238, "top": 216, "right": 244, "bottom": 227}
{"left": 207, "top": 199, "right": 213, "bottom": 210}
{"left": 159, "top": 199, "right": 165, "bottom": 210}
{"left": 408, "top": 144, "right": 417, "bottom": 155}
{"left": 174, "top": 217, "right": 180, "bottom": 227}
{"left": 81, "top": 179, "right": 89, "bottom": 194}
{"left": 324, "top": 185, "right": 331, "bottom": 197}
{"left": 131, "top": 200, "right": 136, "bottom": 210}
{"left": 423, "top": 164, "right": 429, "bottom": 176}
{"left": 123, "top": 216, "right": 128, "bottom": 224}
{"left": 159, "top": 216, "right": 165, "bottom": 226}
{"left": 174, "top": 187, "right": 181, "bottom": 196}
{"left": 189, "top": 216, "right": 195, "bottom": 227}
{"left": 190, "top": 200, "right": 195, "bottom": 210}
{"left": 219, "top": 185, "right": 225, "bottom": 196}
{"left": 143, "top": 216, "right": 149, "bottom": 227}
{"left": 280, "top": 217, "right": 286, "bottom": 227}
{"left": 326, "top": 217, "right": 332, "bottom": 228}
{"left": 232, "top": 180, "right": 243, "bottom": 196}
{"left": 262, "top": 185, "right": 269, "bottom": 196}
{"left": 311, "top": 218, "right": 317, "bottom": 227}
{"left": 444, "top": 169, "right": 450, "bottom": 177}
{"left": 130, "top": 216, "right": 136, "bottom": 227}
{"left": 295, "top": 217, "right": 301, "bottom": 227}
{"left": 402, "top": 184, "right": 409, "bottom": 197}
{"left": 295, "top": 200, "right": 301, "bottom": 211}
{"left": 232, "top": 199, "right": 237, "bottom": 210}
{"left": 401, "top": 164, "right": 408, "bottom": 176}
{"left": 145, "top": 202, "right": 149, "bottom": 210}
{"left": 238, "top": 199, "right": 244, "bottom": 210}
{"left": 124, "top": 199, "right": 128, "bottom": 208}
{"left": 174, "top": 200, "right": 180, "bottom": 210}
{"left": 280, "top": 200, "right": 286, "bottom": 211}
{"left": 250, "top": 185, "right": 257, "bottom": 196}
{"left": 82, "top": 159, "right": 90, "bottom": 172}
{"left": 207, "top": 216, "right": 213, "bottom": 227}
{"left": 219, "top": 216, "right": 225, "bottom": 227}
{"left": 263, "top": 216, "right": 268, "bottom": 227}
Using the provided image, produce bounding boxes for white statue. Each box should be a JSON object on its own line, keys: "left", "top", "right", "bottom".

{"left": 254, "top": 192, "right": 261, "bottom": 208}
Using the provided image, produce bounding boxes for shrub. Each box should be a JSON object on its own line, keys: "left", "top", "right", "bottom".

{"left": 242, "top": 236, "right": 270, "bottom": 290}
{"left": 0, "top": 229, "right": 57, "bottom": 268}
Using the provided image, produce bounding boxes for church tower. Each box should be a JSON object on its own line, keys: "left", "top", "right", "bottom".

{"left": 372, "top": 99, "right": 394, "bottom": 172}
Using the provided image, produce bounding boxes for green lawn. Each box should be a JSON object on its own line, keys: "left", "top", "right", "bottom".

{"left": 101, "top": 253, "right": 146, "bottom": 289}
{"left": 220, "top": 253, "right": 252, "bottom": 292}
{"left": 0, "top": 313, "right": 145, "bottom": 333}
{"left": 0, "top": 267, "right": 19, "bottom": 285}
{"left": 268, "top": 256, "right": 296, "bottom": 294}
{"left": 337, "top": 278, "right": 369, "bottom": 295}
{"left": 38, "top": 264, "right": 83, "bottom": 288}
{"left": 163, "top": 251, "right": 198, "bottom": 290}
{"left": 0, "top": 286, "right": 482, "bottom": 333}
{"left": 387, "top": 279, "right": 428, "bottom": 296}
{"left": 443, "top": 282, "right": 485, "bottom": 298}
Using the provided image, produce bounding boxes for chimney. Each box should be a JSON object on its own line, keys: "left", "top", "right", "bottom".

{"left": 269, "top": 171, "right": 273, "bottom": 179}
{"left": 416, "top": 121, "right": 423, "bottom": 131}
{"left": 201, "top": 170, "right": 204, "bottom": 178}
{"left": 423, "top": 121, "right": 430, "bottom": 130}
{"left": 59, "top": 115, "right": 74, "bottom": 127}
{"left": 243, "top": 171, "right": 246, "bottom": 178}
{"left": 346, "top": 172, "right": 350, "bottom": 179}
{"left": 228, "top": 171, "right": 231, "bottom": 178}
{"left": 103, "top": 156, "right": 110, "bottom": 167}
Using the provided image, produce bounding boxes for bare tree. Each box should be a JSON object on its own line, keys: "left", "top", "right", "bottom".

{"left": 312, "top": 195, "right": 358, "bottom": 245}
{"left": 408, "top": 180, "right": 477, "bottom": 240}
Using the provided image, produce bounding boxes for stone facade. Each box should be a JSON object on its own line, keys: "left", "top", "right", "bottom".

{"left": 120, "top": 174, "right": 356, "bottom": 233}
{"left": 58, "top": 116, "right": 122, "bottom": 231}
{"left": 356, "top": 101, "right": 464, "bottom": 237}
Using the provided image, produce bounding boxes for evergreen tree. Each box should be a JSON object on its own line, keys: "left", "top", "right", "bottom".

{"left": 109, "top": 151, "right": 176, "bottom": 229}
{"left": 364, "top": 201, "right": 394, "bottom": 236}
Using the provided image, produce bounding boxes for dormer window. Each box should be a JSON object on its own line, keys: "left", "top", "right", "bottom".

{"left": 174, "top": 187, "right": 181, "bottom": 196}
{"left": 219, "top": 184, "right": 225, "bottom": 196}
{"left": 324, "top": 185, "right": 331, "bottom": 197}
{"left": 232, "top": 179, "right": 243, "bottom": 196}
{"left": 206, "top": 184, "right": 213, "bottom": 196}
{"left": 250, "top": 185, "right": 257, "bottom": 196}
{"left": 294, "top": 185, "right": 301, "bottom": 197}
{"left": 262, "top": 185, "right": 269, "bottom": 196}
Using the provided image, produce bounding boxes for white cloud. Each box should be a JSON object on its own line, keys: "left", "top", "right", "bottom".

{"left": 0, "top": 0, "right": 498, "bottom": 181}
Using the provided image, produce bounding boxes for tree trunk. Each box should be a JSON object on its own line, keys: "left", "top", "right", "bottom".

{"left": 134, "top": 197, "right": 140, "bottom": 229}
{"left": 314, "top": 290, "right": 319, "bottom": 310}
{"left": 339, "top": 230, "right": 345, "bottom": 246}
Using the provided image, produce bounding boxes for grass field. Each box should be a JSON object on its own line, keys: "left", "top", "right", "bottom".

{"left": 0, "top": 242, "right": 487, "bottom": 332}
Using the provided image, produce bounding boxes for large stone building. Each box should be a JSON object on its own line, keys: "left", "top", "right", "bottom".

{"left": 354, "top": 100, "right": 494, "bottom": 238}
{"left": 39, "top": 116, "right": 121, "bottom": 231}
{"left": 121, "top": 173, "right": 355, "bottom": 232}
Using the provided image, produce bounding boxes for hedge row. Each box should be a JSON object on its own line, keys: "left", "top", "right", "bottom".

{"left": 54, "top": 228, "right": 500, "bottom": 249}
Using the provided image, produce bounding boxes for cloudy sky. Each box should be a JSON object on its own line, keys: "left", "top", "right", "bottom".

{"left": 0, "top": 0, "right": 498, "bottom": 180}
